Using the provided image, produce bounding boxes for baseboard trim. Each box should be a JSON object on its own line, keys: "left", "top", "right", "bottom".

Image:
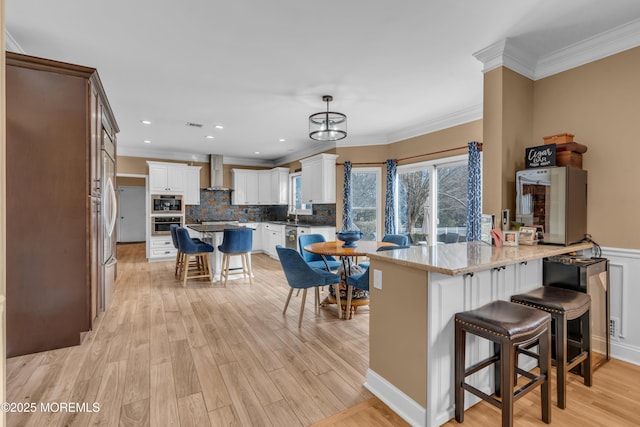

{"left": 364, "top": 369, "right": 425, "bottom": 427}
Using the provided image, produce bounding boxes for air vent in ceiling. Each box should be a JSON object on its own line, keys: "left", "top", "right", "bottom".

{"left": 186, "top": 122, "right": 203, "bottom": 128}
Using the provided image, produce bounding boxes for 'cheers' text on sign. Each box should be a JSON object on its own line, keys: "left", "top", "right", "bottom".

{"left": 525, "top": 144, "right": 556, "bottom": 168}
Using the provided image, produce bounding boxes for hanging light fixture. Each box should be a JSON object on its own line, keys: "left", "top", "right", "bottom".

{"left": 309, "top": 95, "right": 347, "bottom": 141}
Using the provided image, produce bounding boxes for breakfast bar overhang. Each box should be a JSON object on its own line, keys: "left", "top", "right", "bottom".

{"left": 365, "top": 241, "right": 594, "bottom": 427}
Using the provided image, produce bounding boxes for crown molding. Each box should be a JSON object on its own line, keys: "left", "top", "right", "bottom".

{"left": 5, "top": 30, "right": 25, "bottom": 53}
{"left": 472, "top": 38, "right": 537, "bottom": 79}
{"left": 474, "top": 18, "right": 640, "bottom": 81}
{"left": 273, "top": 140, "right": 336, "bottom": 166}
{"left": 535, "top": 17, "right": 640, "bottom": 79}
{"left": 117, "top": 146, "right": 277, "bottom": 167}
{"left": 386, "top": 104, "right": 483, "bottom": 144}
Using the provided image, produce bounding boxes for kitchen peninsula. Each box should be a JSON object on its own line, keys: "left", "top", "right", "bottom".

{"left": 366, "top": 241, "right": 593, "bottom": 427}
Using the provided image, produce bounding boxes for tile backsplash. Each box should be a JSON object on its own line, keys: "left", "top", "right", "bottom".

{"left": 185, "top": 189, "right": 335, "bottom": 226}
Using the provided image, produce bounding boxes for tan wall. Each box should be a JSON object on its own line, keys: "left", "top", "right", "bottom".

{"left": 335, "top": 120, "right": 483, "bottom": 229}
{"left": 116, "top": 177, "right": 145, "bottom": 187}
{"left": 369, "top": 258, "right": 428, "bottom": 406}
{"left": 533, "top": 47, "right": 640, "bottom": 249}
{"left": 482, "top": 68, "right": 534, "bottom": 223}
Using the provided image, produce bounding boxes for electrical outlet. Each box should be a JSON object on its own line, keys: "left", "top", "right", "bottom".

{"left": 610, "top": 317, "right": 620, "bottom": 341}
{"left": 373, "top": 269, "right": 382, "bottom": 290}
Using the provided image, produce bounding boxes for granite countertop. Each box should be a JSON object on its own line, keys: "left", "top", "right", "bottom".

{"left": 368, "top": 241, "right": 594, "bottom": 276}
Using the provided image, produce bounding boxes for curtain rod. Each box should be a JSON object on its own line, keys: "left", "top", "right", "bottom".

{"left": 336, "top": 142, "right": 482, "bottom": 166}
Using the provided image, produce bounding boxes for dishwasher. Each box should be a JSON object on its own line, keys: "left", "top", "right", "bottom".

{"left": 285, "top": 225, "right": 298, "bottom": 250}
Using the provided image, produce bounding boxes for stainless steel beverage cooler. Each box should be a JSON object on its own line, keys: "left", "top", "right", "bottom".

{"left": 516, "top": 166, "right": 587, "bottom": 245}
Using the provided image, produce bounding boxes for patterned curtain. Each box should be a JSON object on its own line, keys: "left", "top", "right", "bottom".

{"left": 466, "top": 142, "right": 482, "bottom": 242}
{"left": 384, "top": 159, "right": 397, "bottom": 235}
{"left": 342, "top": 161, "right": 353, "bottom": 231}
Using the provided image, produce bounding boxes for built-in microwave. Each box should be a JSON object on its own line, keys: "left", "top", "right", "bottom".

{"left": 151, "top": 216, "right": 183, "bottom": 236}
{"left": 152, "top": 194, "right": 183, "bottom": 213}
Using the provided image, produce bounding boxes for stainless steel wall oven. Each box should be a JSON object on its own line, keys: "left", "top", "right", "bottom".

{"left": 151, "top": 216, "right": 183, "bottom": 235}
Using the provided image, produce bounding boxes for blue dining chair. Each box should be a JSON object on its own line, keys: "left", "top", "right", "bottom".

{"left": 175, "top": 227, "right": 214, "bottom": 286}
{"left": 218, "top": 228, "right": 253, "bottom": 287}
{"left": 276, "top": 245, "right": 342, "bottom": 327}
{"left": 345, "top": 265, "right": 371, "bottom": 320}
{"left": 381, "top": 234, "right": 410, "bottom": 246}
{"left": 358, "top": 239, "right": 410, "bottom": 269}
{"left": 298, "top": 234, "right": 341, "bottom": 271}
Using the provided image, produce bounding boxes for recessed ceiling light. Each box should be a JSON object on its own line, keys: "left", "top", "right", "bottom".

{"left": 144, "top": 140, "right": 151, "bottom": 144}
{"left": 254, "top": 151, "right": 260, "bottom": 155}
{"left": 206, "top": 135, "right": 215, "bottom": 139}
{"left": 141, "top": 120, "right": 152, "bottom": 125}
{"left": 279, "top": 139, "right": 285, "bottom": 142}
{"left": 215, "top": 125, "right": 224, "bottom": 129}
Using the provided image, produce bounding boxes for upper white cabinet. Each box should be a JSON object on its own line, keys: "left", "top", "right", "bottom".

{"left": 232, "top": 169, "right": 259, "bottom": 205}
{"left": 301, "top": 153, "right": 338, "bottom": 204}
{"left": 184, "top": 166, "right": 201, "bottom": 205}
{"left": 232, "top": 167, "right": 289, "bottom": 205}
{"left": 148, "top": 162, "right": 185, "bottom": 193}
{"left": 147, "top": 161, "right": 201, "bottom": 204}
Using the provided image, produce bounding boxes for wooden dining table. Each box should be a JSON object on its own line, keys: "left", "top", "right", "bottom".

{"left": 303, "top": 240, "right": 395, "bottom": 319}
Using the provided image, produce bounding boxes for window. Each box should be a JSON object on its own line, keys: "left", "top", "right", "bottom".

{"left": 289, "top": 172, "right": 312, "bottom": 215}
{"left": 396, "top": 154, "right": 471, "bottom": 244}
{"left": 351, "top": 167, "right": 381, "bottom": 241}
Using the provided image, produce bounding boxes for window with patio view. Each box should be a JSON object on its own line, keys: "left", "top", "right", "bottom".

{"left": 289, "top": 172, "right": 311, "bottom": 214}
{"left": 397, "top": 155, "right": 470, "bottom": 244}
{"left": 351, "top": 168, "right": 381, "bottom": 241}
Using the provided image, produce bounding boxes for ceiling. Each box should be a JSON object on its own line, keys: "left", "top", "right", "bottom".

{"left": 7, "top": 1, "right": 640, "bottom": 165}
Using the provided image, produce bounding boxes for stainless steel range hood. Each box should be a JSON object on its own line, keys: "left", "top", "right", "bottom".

{"left": 206, "top": 154, "right": 231, "bottom": 190}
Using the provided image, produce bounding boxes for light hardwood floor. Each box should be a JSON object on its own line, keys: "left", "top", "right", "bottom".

{"left": 7, "top": 243, "right": 373, "bottom": 427}
{"left": 7, "top": 243, "right": 640, "bottom": 426}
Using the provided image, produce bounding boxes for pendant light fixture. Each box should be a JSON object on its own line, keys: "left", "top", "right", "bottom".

{"left": 309, "top": 95, "right": 347, "bottom": 141}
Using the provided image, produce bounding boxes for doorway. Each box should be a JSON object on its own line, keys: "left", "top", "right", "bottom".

{"left": 117, "top": 185, "right": 146, "bottom": 242}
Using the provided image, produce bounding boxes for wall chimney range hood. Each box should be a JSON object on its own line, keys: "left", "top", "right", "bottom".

{"left": 207, "top": 154, "right": 231, "bottom": 190}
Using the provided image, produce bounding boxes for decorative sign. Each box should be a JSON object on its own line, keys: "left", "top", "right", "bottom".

{"left": 525, "top": 144, "right": 556, "bottom": 168}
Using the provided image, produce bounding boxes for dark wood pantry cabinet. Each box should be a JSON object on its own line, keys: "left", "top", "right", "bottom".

{"left": 6, "top": 52, "right": 119, "bottom": 357}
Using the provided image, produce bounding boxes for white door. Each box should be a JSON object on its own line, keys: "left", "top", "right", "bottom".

{"left": 117, "top": 186, "right": 146, "bottom": 242}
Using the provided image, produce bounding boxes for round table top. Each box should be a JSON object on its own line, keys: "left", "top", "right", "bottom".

{"left": 303, "top": 240, "right": 395, "bottom": 257}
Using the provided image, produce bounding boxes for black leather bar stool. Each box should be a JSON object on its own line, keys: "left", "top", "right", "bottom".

{"left": 511, "top": 286, "right": 592, "bottom": 409}
{"left": 455, "top": 300, "right": 551, "bottom": 427}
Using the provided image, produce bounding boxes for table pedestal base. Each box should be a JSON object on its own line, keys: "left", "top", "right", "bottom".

{"left": 321, "top": 295, "right": 369, "bottom": 319}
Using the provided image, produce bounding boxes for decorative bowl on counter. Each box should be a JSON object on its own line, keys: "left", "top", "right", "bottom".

{"left": 336, "top": 230, "right": 363, "bottom": 248}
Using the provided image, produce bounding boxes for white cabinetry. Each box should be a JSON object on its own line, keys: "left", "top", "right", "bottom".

{"left": 271, "top": 168, "right": 290, "bottom": 204}
{"left": 231, "top": 169, "right": 259, "bottom": 205}
{"left": 301, "top": 153, "right": 338, "bottom": 204}
{"left": 148, "top": 161, "right": 185, "bottom": 194}
{"left": 263, "top": 223, "right": 284, "bottom": 259}
{"left": 149, "top": 235, "right": 177, "bottom": 258}
{"left": 258, "top": 170, "right": 272, "bottom": 204}
{"left": 232, "top": 168, "right": 289, "bottom": 205}
{"left": 184, "top": 166, "right": 201, "bottom": 205}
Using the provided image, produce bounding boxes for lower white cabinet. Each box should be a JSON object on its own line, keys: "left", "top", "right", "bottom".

{"left": 149, "top": 236, "right": 177, "bottom": 259}
{"left": 263, "top": 223, "right": 284, "bottom": 259}
{"left": 297, "top": 226, "right": 336, "bottom": 251}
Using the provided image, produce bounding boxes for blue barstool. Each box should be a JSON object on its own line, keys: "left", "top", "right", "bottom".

{"left": 175, "top": 227, "right": 214, "bottom": 286}
{"left": 218, "top": 228, "right": 253, "bottom": 286}
{"left": 170, "top": 224, "right": 204, "bottom": 277}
